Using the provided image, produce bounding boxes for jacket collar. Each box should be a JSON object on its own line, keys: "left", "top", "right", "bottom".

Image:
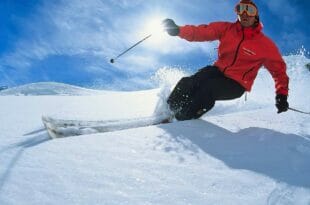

{"left": 236, "top": 21, "right": 263, "bottom": 39}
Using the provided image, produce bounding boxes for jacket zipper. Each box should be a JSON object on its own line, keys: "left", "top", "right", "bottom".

{"left": 242, "top": 67, "right": 255, "bottom": 80}
{"left": 223, "top": 28, "right": 245, "bottom": 74}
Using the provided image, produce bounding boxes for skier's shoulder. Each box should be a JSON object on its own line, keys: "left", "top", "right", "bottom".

{"left": 259, "top": 32, "right": 280, "bottom": 51}
{"left": 208, "top": 21, "right": 234, "bottom": 28}
{"left": 206, "top": 21, "right": 235, "bottom": 34}
{"left": 257, "top": 33, "right": 283, "bottom": 60}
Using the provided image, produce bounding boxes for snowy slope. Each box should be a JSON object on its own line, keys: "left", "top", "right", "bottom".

{"left": 0, "top": 54, "right": 309, "bottom": 205}
{"left": 0, "top": 82, "right": 108, "bottom": 96}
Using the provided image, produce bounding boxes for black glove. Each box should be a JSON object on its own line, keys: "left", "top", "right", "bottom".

{"left": 162, "top": 19, "right": 180, "bottom": 36}
{"left": 275, "top": 94, "right": 289, "bottom": 113}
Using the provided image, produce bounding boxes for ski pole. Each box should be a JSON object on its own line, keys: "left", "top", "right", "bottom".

{"left": 288, "top": 107, "right": 310, "bottom": 115}
{"left": 110, "top": 34, "right": 152, "bottom": 63}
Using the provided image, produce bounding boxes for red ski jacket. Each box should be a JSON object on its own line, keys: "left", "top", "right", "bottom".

{"left": 178, "top": 21, "right": 289, "bottom": 95}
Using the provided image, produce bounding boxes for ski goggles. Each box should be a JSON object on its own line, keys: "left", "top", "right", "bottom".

{"left": 235, "top": 3, "right": 258, "bottom": 17}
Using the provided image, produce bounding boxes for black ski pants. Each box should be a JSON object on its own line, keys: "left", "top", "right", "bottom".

{"left": 167, "top": 65, "right": 245, "bottom": 121}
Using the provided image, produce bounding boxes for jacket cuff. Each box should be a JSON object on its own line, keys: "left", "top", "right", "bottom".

{"left": 276, "top": 88, "right": 288, "bottom": 96}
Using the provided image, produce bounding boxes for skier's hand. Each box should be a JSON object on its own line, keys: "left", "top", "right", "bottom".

{"left": 275, "top": 94, "right": 289, "bottom": 113}
{"left": 162, "top": 19, "right": 179, "bottom": 36}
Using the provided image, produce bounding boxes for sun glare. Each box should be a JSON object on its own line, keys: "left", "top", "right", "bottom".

{"left": 139, "top": 16, "right": 168, "bottom": 49}
{"left": 144, "top": 17, "right": 165, "bottom": 35}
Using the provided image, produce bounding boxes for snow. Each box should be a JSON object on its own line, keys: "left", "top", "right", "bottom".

{"left": 0, "top": 82, "right": 108, "bottom": 96}
{"left": 0, "top": 55, "right": 310, "bottom": 205}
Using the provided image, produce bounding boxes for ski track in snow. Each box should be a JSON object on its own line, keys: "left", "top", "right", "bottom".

{"left": 0, "top": 55, "right": 309, "bottom": 205}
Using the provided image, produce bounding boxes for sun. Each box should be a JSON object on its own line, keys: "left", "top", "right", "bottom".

{"left": 143, "top": 17, "right": 165, "bottom": 35}
{"left": 138, "top": 16, "right": 169, "bottom": 49}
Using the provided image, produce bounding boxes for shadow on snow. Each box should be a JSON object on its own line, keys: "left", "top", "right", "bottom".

{"left": 158, "top": 119, "right": 310, "bottom": 188}
{"left": 0, "top": 133, "right": 50, "bottom": 193}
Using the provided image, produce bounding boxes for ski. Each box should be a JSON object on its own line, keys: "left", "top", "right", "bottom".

{"left": 42, "top": 114, "right": 173, "bottom": 139}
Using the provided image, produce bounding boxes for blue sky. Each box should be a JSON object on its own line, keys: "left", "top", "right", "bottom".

{"left": 0, "top": 0, "right": 309, "bottom": 90}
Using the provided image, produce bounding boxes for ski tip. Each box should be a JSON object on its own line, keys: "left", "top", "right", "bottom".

{"left": 42, "top": 115, "right": 49, "bottom": 122}
{"left": 42, "top": 115, "right": 54, "bottom": 123}
{"left": 46, "top": 129, "right": 59, "bottom": 139}
{"left": 41, "top": 115, "right": 57, "bottom": 139}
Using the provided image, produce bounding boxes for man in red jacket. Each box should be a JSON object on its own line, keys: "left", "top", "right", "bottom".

{"left": 163, "top": 0, "right": 289, "bottom": 121}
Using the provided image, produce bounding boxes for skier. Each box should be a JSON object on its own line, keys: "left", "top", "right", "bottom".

{"left": 163, "top": 0, "right": 289, "bottom": 121}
